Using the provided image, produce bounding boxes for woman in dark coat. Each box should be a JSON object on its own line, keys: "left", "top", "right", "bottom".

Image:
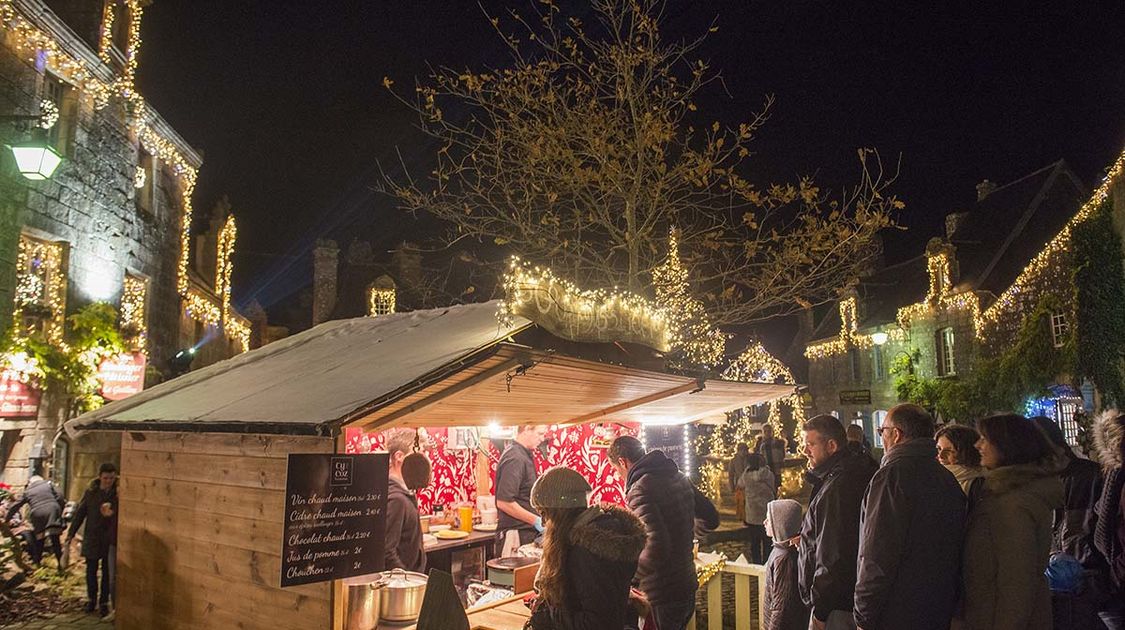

{"left": 960, "top": 414, "right": 1063, "bottom": 630}
{"left": 5, "top": 467, "right": 65, "bottom": 565}
{"left": 1093, "top": 409, "right": 1125, "bottom": 630}
{"left": 526, "top": 467, "right": 648, "bottom": 630}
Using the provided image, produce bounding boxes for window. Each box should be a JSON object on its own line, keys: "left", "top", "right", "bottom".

{"left": 111, "top": 1, "right": 131, "bottom": 54}
{"left": 135, "top": 150, "right": 155, "bottom": 215}
{"left": 15, "top": 234, "right": 67, "bottom": 343}
{"left": 848, "top": 349, "right": 861, "bottom": 383}
{"left": 936, "top": 327, "right": 956, "bottom": 376}
{"left": 872, "top": 346, "right": 886, "bottom": 381}
{"left": 120, "top": 273, "right": 148, "bottom": 351}
{"left": 872, "top": 410, "right": 888, "bottom": 448}
{"left": 42, "top": 74, "right": 77, "bottom": 155}
{"left": 1051, "top": 311, "right": 1069, "bottom": 348}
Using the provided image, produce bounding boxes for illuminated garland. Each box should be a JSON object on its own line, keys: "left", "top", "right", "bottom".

{"left": 696, "top": 557, "right": 726, "bottom": 586}
{"left": 653, "top": 230, "right": 725, "bottom": 366}
{"left": 184, "top": 289, "right": 221, "bottom": 327}
{"left": 805, "top": 297, "right": 906, "bottom": 359}
{"left": 120, "top": 274, "right": 147, "bottom": 354}
{"left": 216, "top": 216, "right": 236, "bottom": 310}
{"left": 499, "top": 257, "right": 669, "bottom": 351}
{"left": 719, "top": 342, "right": 806, "bottom": 456}
{"left": 979, "top": 150, "right": 1125, "bottom": 332}
{"left": 14, "top": 237, "right": 66, "bottom": 345}
{"left": 367, "top": 287, "right": 396, "bottom": 316}
{"left": 894, "top": 250, "right": 985, "bottom": 336}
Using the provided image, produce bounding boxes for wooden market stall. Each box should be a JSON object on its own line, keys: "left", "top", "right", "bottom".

{"left": 64, "top": 300, "right": 795, "bottom": 630}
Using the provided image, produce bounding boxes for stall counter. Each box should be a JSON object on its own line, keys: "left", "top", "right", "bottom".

{"left": 398, "top": 594, "right": 532, "bottom": 630}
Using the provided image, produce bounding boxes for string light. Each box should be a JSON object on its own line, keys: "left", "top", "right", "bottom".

{"left": 367, "top": 287, "right": 396, "bottom": 316}
{"left": 14, "top": 237, "right": 66, "bottom": 345}
{"left": 653, "top": 229, "right": 726, "bottom": 367}
{"left": 499, "top": 257, "right": 669, "bottom": 351}
{"left": 696, "top": 556, "right": 726, "bottom": 586}
{"left": 38, "top": 99, "right": 58, "bottom": 129}
{"left": 132, "top": 164, "right": 145, "bottom": 189}
{"left": 720, "top": 342, "right": 807, "bottom": 455}
{"left": 978, "top": 149, "right": 1125, "bottom": 333}
{"left": 805, "top": 297, "right": 906, "bottom": 359}
{"left": 682, "top": 423, "right": 693, "bottom": 478}
{"left": 120, "top": 275, "right": 147, "bottom": 354}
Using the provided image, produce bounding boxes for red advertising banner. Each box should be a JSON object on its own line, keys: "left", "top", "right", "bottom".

{"left": 0, "top": 370, "right": 40, "bottom": 417}
{"left": 98, "top": 353, "right": 146, "bottom": 401}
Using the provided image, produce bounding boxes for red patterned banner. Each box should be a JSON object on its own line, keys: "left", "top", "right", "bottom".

{"left": 344, "top": 423, "right": 638, "bottom": 514}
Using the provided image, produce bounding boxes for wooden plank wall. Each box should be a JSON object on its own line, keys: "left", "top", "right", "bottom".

{"left": 117, "top": 431, "right": 334, "bottom": 630}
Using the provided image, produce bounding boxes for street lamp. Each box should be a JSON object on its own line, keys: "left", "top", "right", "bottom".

{"left": 9, "top": 130, "right": 62, "bottom": 180}
{"left": 871, "top": 331, "right": 889, "bottom": 346}
{"left": 3, "top": 104, "right": 63, "bottom": 181}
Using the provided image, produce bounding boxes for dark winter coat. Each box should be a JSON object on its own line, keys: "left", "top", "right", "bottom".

{"left": 1093, "top": 409, "right": 1125, "bottom": 591}
{"left": 528, "top": 504, "right": 647, "bottom": 630}
{"left": 797, "top": 451, "right": 875, "bottom": 622}
{"left": 68, "top": 478, "right": 118, "bottom": 559}
{"left": 854, "top": 439, "right": 966, "bottom": 630}
{"left": 625, "top": 450, "right": 698, "bottom": 606}
{"left": 6, "top": 476, "right": 65, "bottom": 535}
{"left": 385, "top": 477, "right": 426, "bottom": 573}
{"left": 764, "top": 542, "right": 807, "bottom": 630}
{"left": 961, "top": 458, "right": 1064, "bottom": 630}
{"left": 1052, "top": 454, "right": 1104, "bottom": 569}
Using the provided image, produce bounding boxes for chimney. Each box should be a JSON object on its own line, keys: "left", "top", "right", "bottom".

{"left": 243, "top": 300, "right": 268, "bottom": 349}
{"left": 312, "top": 239, "right": 339, "bottom": 326}
{"left": 976, "top": 179, "right": 998, "bottom": 201}
{"left": 945, "top": 212, "right": 968, "bottom": 239}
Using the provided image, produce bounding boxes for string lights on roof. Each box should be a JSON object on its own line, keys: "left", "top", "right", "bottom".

{"left": 120, "top": 275, "right": 148, "bottom": 354}
{"left": 499, "top": 257, "right": 670, "bottom": 351}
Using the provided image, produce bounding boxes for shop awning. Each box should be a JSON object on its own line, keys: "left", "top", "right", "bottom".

{"left": 65, "top": 301, "right": 796, "bottom": 437}
{"left": 348, "top": 343, "right": 795, "bottom": 430}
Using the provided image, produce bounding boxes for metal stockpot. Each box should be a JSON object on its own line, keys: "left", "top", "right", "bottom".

{"left": 342, "top": 574, "right": 385, "bottom": 630}
{"left": 379, "top": 568, "right": 428, "bottom": 623}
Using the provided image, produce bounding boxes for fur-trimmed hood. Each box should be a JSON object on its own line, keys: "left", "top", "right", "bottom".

{"left": 984, "top": 456, "right": 1065, "bottom": 508}
{"left": 1093, "top": 408, "right": 1125, "bottom": 469}
{"left": 568, "top": 503, "right": 646, "bottom": 565}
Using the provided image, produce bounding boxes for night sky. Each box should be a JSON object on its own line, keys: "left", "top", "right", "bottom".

{"left": 133, "top": 0, "right": 1125, "bottom": 315}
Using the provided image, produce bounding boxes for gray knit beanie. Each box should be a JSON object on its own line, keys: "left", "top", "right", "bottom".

{"left": 766, "top": 499, "right": 802, "bottom": 541}
{"left": 531, "top": 467, "right": 591, "bottom": 510}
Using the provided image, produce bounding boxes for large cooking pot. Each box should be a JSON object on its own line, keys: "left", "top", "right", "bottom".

{"left": 379, "top": 568, "right": 428, "bottom": 622}
{"left": 342, "top": 574, "right": 385, "bottom": 630}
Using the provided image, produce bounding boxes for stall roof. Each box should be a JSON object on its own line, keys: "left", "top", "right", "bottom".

{"left": 66, "top": 301, "right": 796, "bottom": 437}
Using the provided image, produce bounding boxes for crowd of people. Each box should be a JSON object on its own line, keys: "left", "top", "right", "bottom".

{"left": 738, "top": 405, "right": 1125, "bottom": 630}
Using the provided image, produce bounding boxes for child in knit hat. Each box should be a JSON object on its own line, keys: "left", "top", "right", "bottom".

{"left": 762, "top": 499, "right": 808, "bottom": 630}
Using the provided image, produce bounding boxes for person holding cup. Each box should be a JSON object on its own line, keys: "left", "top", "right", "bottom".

{"left": 67, "top": 462, "right": 118, "bottom": 619}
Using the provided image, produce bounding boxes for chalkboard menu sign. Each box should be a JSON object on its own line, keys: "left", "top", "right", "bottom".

{"left": 281, "top": 453, "right": 388, "bottom": 587}
{"left": 644, "top": 425, "right": 688, "bottom": 468}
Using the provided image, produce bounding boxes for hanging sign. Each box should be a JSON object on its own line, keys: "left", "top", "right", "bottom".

{"left": 839, "top": 389, "right": 872, "bottom": 405}
{"left": 98, "top": 353, "right": 147, "bottom": 401}
{"left": 281, "top": 453, "right": 388, "bottom": 587}
{"left": 0, "top": 370, "right": 39, "bottom": 417}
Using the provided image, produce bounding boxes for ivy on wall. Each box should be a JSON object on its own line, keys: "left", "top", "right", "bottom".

{"left": 1072, "top": 198, "right": 1125, "bottom": 407}
{"left": 893, "top": 295, "right": 1075, "bottom": 421}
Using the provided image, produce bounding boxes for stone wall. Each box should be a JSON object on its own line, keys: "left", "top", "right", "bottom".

{"left": 0, "top": 34, "right": 184, "bottom": 486}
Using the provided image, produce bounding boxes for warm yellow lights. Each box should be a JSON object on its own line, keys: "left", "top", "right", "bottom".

{"left": 722, "top": 342, "right": 806, "bottom": 455}
{"left": 120, "top": 274, "right": 147, "bottom": 354}
{"left": 14, "top": 236, "right": 66, "bottom": 344}
{"left": 653, "top": 229, "right": 726, "bottom": 366}
{"left": 805, "top": 297, "right": 906, "bottom": 359}
{"left": 367, "top": 287, "right": 396, "bottom": 317}
{"left": 500, "top": 257, "right": 670, "bottom": 351}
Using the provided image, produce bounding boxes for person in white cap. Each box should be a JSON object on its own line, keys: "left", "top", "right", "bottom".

{"left": 525, "top": 467, "right": 648, "bottom": 630}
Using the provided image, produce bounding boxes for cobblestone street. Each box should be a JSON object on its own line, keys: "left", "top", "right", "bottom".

{"left": 0, "top": 612, "right": 110, "bottom": 630}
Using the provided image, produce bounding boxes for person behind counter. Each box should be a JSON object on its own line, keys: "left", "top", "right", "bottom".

{"left": 526, "top": 467, "right": 647, "bottom": 630}
{"left": 384, "top": 428, "right": 426, "bottom": 573}
{"left": 495, "top": 424, "right": 549, "bottom": 555}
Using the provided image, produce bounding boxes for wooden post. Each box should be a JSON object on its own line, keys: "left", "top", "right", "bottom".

{"left": 735, "top": 573, "right": 751, "bottom": 629}
{"left": 707, "top": 574, "right": 723, "bottom": 630}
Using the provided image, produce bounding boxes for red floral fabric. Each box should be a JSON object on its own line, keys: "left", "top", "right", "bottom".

{"left": 344, "top": 423, "right": 637, "bottom": 514}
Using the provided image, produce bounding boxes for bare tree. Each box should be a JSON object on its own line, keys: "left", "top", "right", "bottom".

{"left": 383, "top": 0, "right": 900, "bottom": 327}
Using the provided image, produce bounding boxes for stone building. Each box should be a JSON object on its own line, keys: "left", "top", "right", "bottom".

{"left": 0, "top": 0, "right": 248, "bottom": 492}
{"left": 803, "top": 156, "right": 1125, "bottom": 445}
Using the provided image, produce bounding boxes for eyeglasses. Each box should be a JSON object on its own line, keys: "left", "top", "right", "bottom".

{"left": 877, "top": 425, "right": 898, "bottom": 436}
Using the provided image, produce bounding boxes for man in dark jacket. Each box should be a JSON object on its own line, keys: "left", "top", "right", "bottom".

{"left": 854, "top": 404, "right": 965, "bottom": 630}
{"left": 494, "top": 425, "right": 548, "bottom": 555}
{"left": 798, "top": 415, "right": 875, "bottom": 630}
{"left": 610, "top": 436, "right": 717, "bottom": 630}
{"left": 1031, "top": 416, "right": 1106, "bottom": 569}
{"left": 67, "top": 462, "right": 118, "bottom": 617}
{"left": 383, "top": 429, "right": 426, "bottom": 572}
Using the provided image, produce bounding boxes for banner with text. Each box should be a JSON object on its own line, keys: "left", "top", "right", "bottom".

{"left": 281, "top": 453, "right": 388, "bottom": 587}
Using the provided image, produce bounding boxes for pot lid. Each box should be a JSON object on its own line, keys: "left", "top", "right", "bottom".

{"left": 382, "top": 568, "right": 427, "bottom": 588}
{"left": 487, "top": 557, "right": 537, "bottom": 570}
